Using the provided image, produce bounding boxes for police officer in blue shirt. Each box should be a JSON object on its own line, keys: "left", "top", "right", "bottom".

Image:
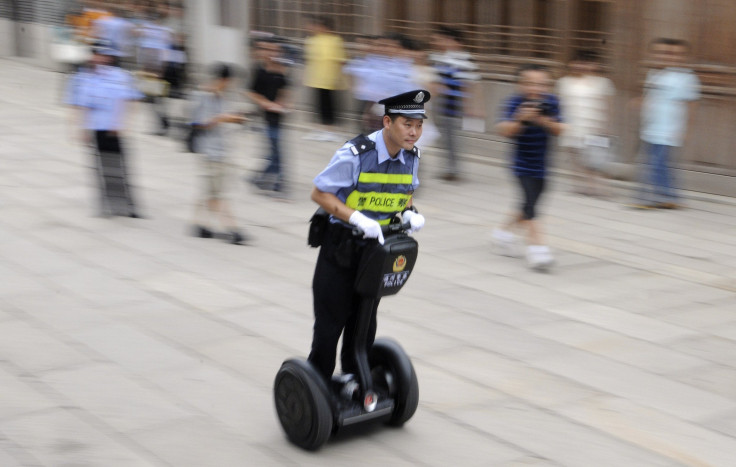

{"left": 67, "top": 40, "right": 144, "bottom": 217}
{"left": 308, "top": 89, "right": 430, "bottom": 381}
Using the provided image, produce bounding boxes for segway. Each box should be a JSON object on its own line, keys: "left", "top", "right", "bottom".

{"left": 273, "top": 219, "right": 420, "bottom": 450}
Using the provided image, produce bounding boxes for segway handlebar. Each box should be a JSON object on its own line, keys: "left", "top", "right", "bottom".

{"left": 351, "top": 216, "right": 412, "bottom": 239}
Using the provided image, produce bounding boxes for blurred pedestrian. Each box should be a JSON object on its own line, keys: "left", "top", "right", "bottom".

{"left": 493, "top": 64, "right": 564, "bottom": 271}
{"left": 302, "top": 15, "right": 347, "bottom": 142}
{"left": 91, "top": 4, "right": 135, "bottom": 68}
{"left": 343, "top": 34, "right": 382, "bottom": 134}
{"left": 189, "top": 63, "right": 249, "bottom": 245}
{"left": 430, "top": 26, "right": 481, "bottom": 181}
{"left": 136, "top": 7, "right": 174, "bottom": 135}
{"left": 307, "top": 89, "right": 429, "bottom": 381}
{"left": 246, "top": 39, "right": 291, "bottom": 197}
{"left": 557, "top": 49, "right": 615, "bottom": 197}
{"left": 630, "top": 38, "right": 700, "bottom": 210}
{"left": 65, "top": 40, "right": 144, "bottom": 218}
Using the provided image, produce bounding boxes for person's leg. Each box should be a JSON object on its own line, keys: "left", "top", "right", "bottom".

{"left": 650, "top": 143, "right": 669, "bottom": 203}
{"left": 309, "top": 234, "right": 356, "bottom": 380}
{"left": 92, "top": 131, "right": 112, "bottom": 216}
{"left": 261, "top": 122, "right": 282, "bottom": 190}
{"left": 114, "top": 135, "right": 139, "bottom": 216}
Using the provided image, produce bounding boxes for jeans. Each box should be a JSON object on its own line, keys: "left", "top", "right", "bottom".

{"left": 260, "top": 123, "right": 283, "bottom": 190}
{"left": 637, "top": 142, "right": 678, "bottom": 203}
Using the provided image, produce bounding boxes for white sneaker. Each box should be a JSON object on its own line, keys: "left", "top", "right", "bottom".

{"left": 491, "top": 228, "right": 521, "bottom": 257}
{"left": 526, "top": 245, "right": 554, "bottom": 271}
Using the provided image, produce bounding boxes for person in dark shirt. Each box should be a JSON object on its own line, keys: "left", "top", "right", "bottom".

{"left": 246, "top": 39, "right": 291, "bottom": 196}
{"left": 494, "top": 64, "right": 564, "bottom": 271}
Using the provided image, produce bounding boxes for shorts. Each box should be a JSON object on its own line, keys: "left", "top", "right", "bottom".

{"left": 518, "top": 176, "right": 545, "bottom": 220}
{"left": 201, "top": 158, "right": 227, "bottom": 199}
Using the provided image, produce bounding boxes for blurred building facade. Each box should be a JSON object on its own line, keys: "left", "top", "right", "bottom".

{"left": 249, "top": 0, "right": 736, "bottom": 197}
{"left": 1, "top": 0, "right": 734, "bottom": 195}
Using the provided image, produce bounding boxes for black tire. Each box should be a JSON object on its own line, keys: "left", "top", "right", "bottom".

{"left": 369, "top": 338, "right": 419, "bottom": 426}
{"left": 273, "top": 359, "right": 333, "bottom": 450}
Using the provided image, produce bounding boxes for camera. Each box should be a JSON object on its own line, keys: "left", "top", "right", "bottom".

{"left": 532, "top": 100, "right": 553, "bottom": 116}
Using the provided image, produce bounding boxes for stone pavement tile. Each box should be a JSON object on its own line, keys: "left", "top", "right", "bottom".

{"left": 660, "top": 302, "right": 736, "bottom": 330}
{"left": 532, "top": 347, "right": 736, "bottom": 422}
{"left": 1, "top": 408, "right": 161, "bottom": 466}
{"left": 146, "top": 364, "right": 272, "bottom": 432}
{"left": 0, "top": 237, "right": 82, "bottom": 278}
{"left": 0, "top": 262, "right": 51, "bottom": 298}
{"left": 70, "top": 323, "right": 203, "bottom": 374}
{"left": 128, "top": 417, "right": 284, "bottom": 467}
{"left": 0, "top": 320, "right": 93, "bottom": 374}
{"left": 4, "top": 292, "right": 115, "bottom": 332}
{"left": 453, "top": 400, "right": 676, "bottom": 467}
{"left": 199, "top": 335, "right": 299, "bottom": 387}
{"left": 0, "top": 367, "right": 58, "bottom": 420}
{"left": 665, "top": 335, "right": 736, "bottom": 369}
{"left": 707, "top": 320, "right": 736, "bottom": 341}
{"left": 375, "top": 316, "right": 468, "bottom": 357}
{"left": 49, "top": 266, "right": 158, "bottom": 307}
{"left": 219, "top": 305, "right": 313, "bottom": 351}
{"left": 667, "top": 363, "right": 736, "bottom": 400}
{"left": 526, "top": 321, "right": 707, "bottom": 375}
{"left": 0, "top": 442, "right": 31, "bottom": 467}
{"left": 372, "top": 409, "right": 529, "bottom": 466}
{"left": 459, "top": 275, "right": 580, "bottom": 310}
{"left": 120, "top": 302, "right": 245, "bottom": 348}
{"left": 428, "top": 346, "right": 600, "bottom": 409}
{"left": 74, "top": 244, "right": 173, "bottom": 279}
{"left": 412, "top": 362, "right": 507, "bottom": 411}
{"left": 543, "top": 301, "right": 696, "bottom": 343}
{"left": 416, "top": 314, "right": 567, "bottom": 359}
{"left": 702, "top": 409, "right": 736, "bottom": 439}
{"left": 558, "top": 395, "right": 736, "bottom": 467}
{"left": 227, "top": 280, "right": 313, "bottom": 314}
{"left": 140, "top": 269, "right": 258, "bottom": 312}
{"left": 40, "top": 363, "right": 192, "bottom": 433}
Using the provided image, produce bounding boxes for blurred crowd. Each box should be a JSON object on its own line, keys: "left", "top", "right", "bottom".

{"left": 58, "top": 9, "right": 700, "bottom": 269}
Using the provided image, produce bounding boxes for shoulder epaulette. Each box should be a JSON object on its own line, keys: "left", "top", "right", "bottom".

{"left": 413, "top": 146, "right": 421, "bottom": 159}
{"left": 348, "top": 134, "right": 376, "bottom": 156}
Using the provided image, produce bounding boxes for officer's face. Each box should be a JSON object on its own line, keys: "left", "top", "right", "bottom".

{"left": 384, "top": 115, "right": 424, "bottom": 155}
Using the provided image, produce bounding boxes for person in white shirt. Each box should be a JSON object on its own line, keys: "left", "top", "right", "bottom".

{"left": 631, "top": 38, "right": 700, "bottom": 209}
{"left": 557, "top": 50, "right": 615, "bottom": 197}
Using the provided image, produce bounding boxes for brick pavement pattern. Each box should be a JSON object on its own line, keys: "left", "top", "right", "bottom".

{"left": 1, "top": 59, "right": 736, "bottom": 466}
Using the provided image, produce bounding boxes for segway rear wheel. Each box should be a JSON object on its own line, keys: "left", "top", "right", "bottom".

{"left": 274, "top": 359, "right": 333, "bottom": 450}
{"left": 369, "top": 338, "right": 419, "bottom": 426}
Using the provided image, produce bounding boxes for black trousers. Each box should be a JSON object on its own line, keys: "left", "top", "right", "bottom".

{"left": 93, "top": 131, "right": 136, "bottom": 216}
{"left": 308, "top": 224, "right": 379, "bottom": 380}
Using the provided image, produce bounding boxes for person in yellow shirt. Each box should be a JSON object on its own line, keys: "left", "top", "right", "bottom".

{"left": 302, "top": 15, "right": 347, "bottom": 142}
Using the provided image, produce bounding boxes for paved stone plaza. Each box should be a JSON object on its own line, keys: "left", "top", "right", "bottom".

{"left": 1, "top": 58, "right": 736, "bottom": 466}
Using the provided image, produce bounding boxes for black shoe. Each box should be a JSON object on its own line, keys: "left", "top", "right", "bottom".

{"left": 229, "top": 231, "right": 246, "bottom": 245}
{"left": 193, "top": 226, "right": 213, "bottom": 238}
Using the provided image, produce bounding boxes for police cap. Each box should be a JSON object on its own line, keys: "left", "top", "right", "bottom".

{"left": 378, "top": 89, "right": 431, "bottom": 120}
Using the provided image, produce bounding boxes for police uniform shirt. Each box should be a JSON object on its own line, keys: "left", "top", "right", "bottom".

{"left": 74, "top": 65, "right": 143, "bottom": 130}
{"left": 313, "top": 129, "right": 420, "bottom": 211}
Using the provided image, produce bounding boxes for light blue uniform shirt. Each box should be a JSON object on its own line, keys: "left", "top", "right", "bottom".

{"left": 313, "top": 129, "right": 420, "bottom": 205}
{"left": 641, "top": 67, "right": 700, "bottom": 147}
{"left": 68, "top": 65, "right": 142, "bottom": 130}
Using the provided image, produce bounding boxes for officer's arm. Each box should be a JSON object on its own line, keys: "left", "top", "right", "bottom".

{"left": 311, "top": 187, "right": 354, "bottom": 223}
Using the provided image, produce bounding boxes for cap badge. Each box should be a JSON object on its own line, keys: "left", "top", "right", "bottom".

{"left": 414, "top": 91, "right": 424, "bottom": 103}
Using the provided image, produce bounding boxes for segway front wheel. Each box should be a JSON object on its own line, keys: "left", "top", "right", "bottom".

{"left": 369, "top": 338, "right": 419, "bottom": 426}
{"left": 274, "top": 359, "right": 333, "bottom": 450}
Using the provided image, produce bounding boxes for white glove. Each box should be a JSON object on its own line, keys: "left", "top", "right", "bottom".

{"left": 349, "top": 211, "right": 385, "bottom": 245}
{"left": 402, "top": 210, "right": 425, "bottom": 234}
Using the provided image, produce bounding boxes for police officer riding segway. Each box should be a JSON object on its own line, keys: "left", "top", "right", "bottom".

{"left": 273, "top": 90, "right": 430, "bottom": 450}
